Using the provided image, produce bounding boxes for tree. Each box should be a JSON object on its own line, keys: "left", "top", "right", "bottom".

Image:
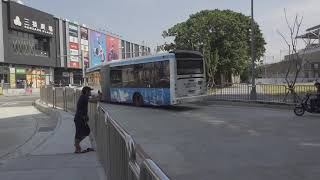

{"left": 277, "top": 10, "right": 311, "bottom": 102}
{"left": 163, "top": 9, "right": 266, "bottom": 85}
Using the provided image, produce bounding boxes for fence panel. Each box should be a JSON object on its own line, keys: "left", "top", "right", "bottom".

{"left": 208, "top": 83, "right": 317, "bottom": 104}
{"left": 40, "top": 87, "right": 170, "bottom": 180}
{"left": 55, "top": 87, "right": 65, "bottom": 109}
{"left": 140, "top": 159, "right": 170, "bottom": 180}
{"left": 47, "top": 87, "right": 54, "bottom": 107}
{"left": 65, "top": 88, "right": 76, "bottom": 112}
{"left": 208, "top": 83, "right": 250, "bottom": 101}
{"left": 107, "top": 117, "right": 129, "bottom": 180}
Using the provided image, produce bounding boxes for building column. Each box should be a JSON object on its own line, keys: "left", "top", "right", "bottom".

{"left": 50, "top": 67, "right": 54, "bottom": 84}
{"left": 0, "top": 1, "right": 4, "bottom": 62}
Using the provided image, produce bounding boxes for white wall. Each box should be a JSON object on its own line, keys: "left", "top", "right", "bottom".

{"left": 256, "top": 78, "right": 318, "bottom": 84}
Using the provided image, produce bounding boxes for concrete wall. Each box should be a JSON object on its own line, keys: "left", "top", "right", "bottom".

{"left": 256, "top": 78, "right": 317, "bottom": 84}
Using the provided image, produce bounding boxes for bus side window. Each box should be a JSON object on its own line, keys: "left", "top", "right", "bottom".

{"left": 142, "top": 63, "right": 154, "bottom": 88}
{"left": 154, "top": 61, "right": 170, "bottom": 88}
{"left": 110, "top": 68, "right": 122, "bottom": 87}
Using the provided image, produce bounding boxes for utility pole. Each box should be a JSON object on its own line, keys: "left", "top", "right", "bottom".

{"left": 80, "top": 50, "right": 86, "bottom": 86}
{"left": 250, "top": 0, "right": 257, "bottom": 100}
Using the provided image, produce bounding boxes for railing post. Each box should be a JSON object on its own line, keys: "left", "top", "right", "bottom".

{"left": 53, "top": 87, "right": 56, "bottom": 108}
{"left": 74, "top": 89, "right": 76, "bottom": 112}
{"left": 45, "top": 87, "right": 48, "bottom": 105}
{"left": 64, "top": 88, "right": 67, "bottom": 111}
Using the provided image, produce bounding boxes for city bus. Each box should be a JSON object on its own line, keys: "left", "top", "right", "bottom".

{"left": 100, "top": 50, "right": 206, "bottom": 106}
{"left": 86, "top": 64, "right": 103, "bottom": 93}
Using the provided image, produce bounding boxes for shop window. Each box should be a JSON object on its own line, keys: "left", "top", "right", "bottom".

{"left": 8, "top": 30, "right": 50, "bottom": 57}
{"left": 0, "top": 66, "right": 9, "bottom": 83}
{"left": 34, "top": 36, "right": 50, "bottom": 57}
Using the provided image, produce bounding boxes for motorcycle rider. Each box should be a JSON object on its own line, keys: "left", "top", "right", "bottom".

{"left": 311, "top": 82, "right": 320, "bottom": 112}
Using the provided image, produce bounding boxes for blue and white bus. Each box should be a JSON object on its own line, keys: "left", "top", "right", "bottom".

{"left": 100, "top": 50, "right": 206, "bottom": 106}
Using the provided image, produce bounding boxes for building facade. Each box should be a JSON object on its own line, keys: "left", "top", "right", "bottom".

{"left": 257, "top": 24, "right": 320, "bottom": 84}
{"left": 0, "top": 0, "right": 151, "bottom": 88}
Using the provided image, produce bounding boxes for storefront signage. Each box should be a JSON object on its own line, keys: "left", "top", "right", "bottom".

{"left": 69, "top": 42, "right": 79, "bottom": 50}
{"left": 16, "top": 68, "right": 26, "bottom": 74}
{"left": 9, "top": 67, "right": 15, "bottom": 74}
{"left": 68, "top": 23, "right": 80, "bottom": 68}
{"left": 62, "top": 72, "right": 69, "bottom": 77}
{"left": 70, "top": 49, "right": 79, "bottom": 56}
{"left": 69, "top": 62, "right": 80, "bottom": 68}
{"left": 9, "top": 1, "right": 55, "bottom": 37}
{"left": 80, "top": 27, "right": 90, "bottom": 68}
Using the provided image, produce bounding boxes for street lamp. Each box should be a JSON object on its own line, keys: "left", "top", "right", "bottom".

{"left": 250, "top": 0, "right": 257, "bottom": 100}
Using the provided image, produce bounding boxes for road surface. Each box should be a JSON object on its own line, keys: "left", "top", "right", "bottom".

{"left": 102, "top": 101, "right": 320, "bottom": 180}
{"left": 0, "top": 94, "right": 52, "bottom": 159}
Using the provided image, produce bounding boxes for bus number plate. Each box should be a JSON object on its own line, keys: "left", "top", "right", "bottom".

{"left": 185, "top": 83, "right": 196, "bottom": 88}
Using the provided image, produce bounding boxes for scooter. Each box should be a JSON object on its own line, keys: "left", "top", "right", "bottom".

{"left": 294, "top": 93, "right": 320, "bottom": 116}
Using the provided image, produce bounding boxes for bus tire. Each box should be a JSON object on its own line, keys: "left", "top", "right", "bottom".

{"left": 133, "top": 93, "right": 143, "bottom": 107}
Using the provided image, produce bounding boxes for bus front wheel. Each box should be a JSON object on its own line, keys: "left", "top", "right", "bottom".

{"left": 133, "top": 93, "right": 143, "bottom": 107}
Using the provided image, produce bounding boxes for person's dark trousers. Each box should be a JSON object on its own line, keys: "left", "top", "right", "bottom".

{"left": 311, "top": 99, "right": 317, "bottom": 112}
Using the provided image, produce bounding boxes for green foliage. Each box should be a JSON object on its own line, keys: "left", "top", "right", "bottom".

{"left": 163, "top": 9, "right": 266, "bottom": 82}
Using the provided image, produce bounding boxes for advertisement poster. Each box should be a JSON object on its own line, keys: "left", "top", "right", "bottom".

{"left": 68, "top": 23, "right": 80, "bottom": 68}
{"left": 90, "top": 30, "right": 106, "bottom": 67}
{"left": 106, "top": 35, "right": 119, "bottom": 61}
{"left": 80, "top": 27, "right": 89, "bottom": 68}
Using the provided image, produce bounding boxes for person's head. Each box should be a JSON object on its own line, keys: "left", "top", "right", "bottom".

{"left": 82, "top": 86, "right": 93, "bottom": 96}
{"left": 314, "top": 82, "right": 320, "bottom": 89}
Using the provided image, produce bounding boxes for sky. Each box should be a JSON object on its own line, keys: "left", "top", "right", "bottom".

{"left": 22, "top": 0, "right": 320, "bottom": 63}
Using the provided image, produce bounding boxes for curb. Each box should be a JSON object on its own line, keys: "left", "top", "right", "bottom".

{"left": 0, "top": 100, "right": 62, "bottom": 160}
{"left": 207, "top": 99, "right": 295, "bottom": 110}
{"left": 30, "top": 99, "right": 63, "bottom": 151}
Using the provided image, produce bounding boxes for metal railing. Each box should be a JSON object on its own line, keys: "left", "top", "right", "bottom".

{"left": 40, "top": 86, "right": 170, "bottom": 180}
{"left": 208, "top": 83, "right": 316, "bottom": 104}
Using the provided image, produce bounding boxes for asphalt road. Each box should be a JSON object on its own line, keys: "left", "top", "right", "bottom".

{"left": 102, "top": 101, "right": 320, "bottom": 180}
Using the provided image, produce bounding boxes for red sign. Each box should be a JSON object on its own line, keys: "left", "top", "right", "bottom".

{"left": 69, "top": 42, "right": 79, "bottom": 50}
{"left": 69, "top": 61, "right": 80, "bottom": 68}
{"left": 106, "top": 35, "right": 120, "bottom": 61}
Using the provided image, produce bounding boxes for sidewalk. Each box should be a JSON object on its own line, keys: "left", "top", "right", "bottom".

{"left": 1, "top": 88, "right": 40, "bottom": 97}
{"left": 0, "top": 100, "right": 105, "bottom": 180}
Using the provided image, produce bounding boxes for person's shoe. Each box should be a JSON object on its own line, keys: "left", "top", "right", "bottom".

{"left": 74, "top": 144, "right": 82, "bottom": 153}
{"left": 80, "top": 148, "right": 95, "bottom": 153}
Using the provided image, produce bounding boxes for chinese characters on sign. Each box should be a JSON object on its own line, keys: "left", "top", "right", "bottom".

{"left": 68, "top": 23, "right": 80, "bottom": 68}
{"left": 9, "top": 1, "right": 55, "bottom": 37}
{"left": 12, "top": 16, "right": 54, "bottom": 36}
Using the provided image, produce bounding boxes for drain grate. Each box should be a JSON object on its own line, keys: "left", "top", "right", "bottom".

{"left": 38, "top": 126, "right": 55, "bottom": 132}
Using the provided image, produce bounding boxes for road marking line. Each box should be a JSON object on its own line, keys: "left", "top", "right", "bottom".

{"left": 247, "top": 129, "right": 260, "bottom": 136}
{"left": 299, "top": 143, "right": 320, "bottom": 147}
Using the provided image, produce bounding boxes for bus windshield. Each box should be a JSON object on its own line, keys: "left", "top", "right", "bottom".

{"left": 177, "top": 60, "right": 204, "bottom": 75}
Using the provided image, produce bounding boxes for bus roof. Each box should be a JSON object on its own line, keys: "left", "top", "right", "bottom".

{"left": 86, "top": 50, "right": 203, "bottom": 70}
{"left": 107, "top": 52, "right": 176, "bottom": 67}
{"left": 86, "top": 63, "right": 104, "bottom": 73}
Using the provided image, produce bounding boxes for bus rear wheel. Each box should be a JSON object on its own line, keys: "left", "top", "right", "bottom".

{"left": 133, "top": 93, "right": 143, "bottom": 107}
